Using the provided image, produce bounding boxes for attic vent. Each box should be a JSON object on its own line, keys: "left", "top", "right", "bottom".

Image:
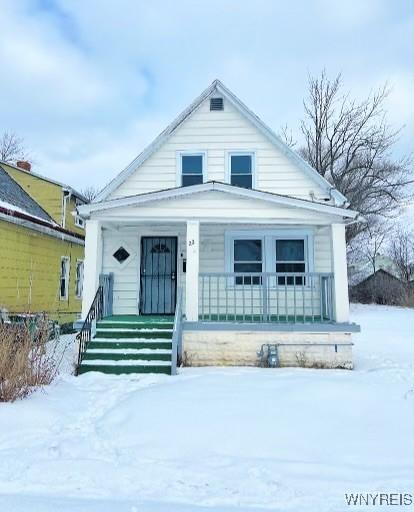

{"left": 210, "top": 97, "right": 223, "bottom": 111}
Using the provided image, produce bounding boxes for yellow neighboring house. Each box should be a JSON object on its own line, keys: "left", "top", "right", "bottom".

{"left": 0, "top": 160, "right": 87, "bottom": 324}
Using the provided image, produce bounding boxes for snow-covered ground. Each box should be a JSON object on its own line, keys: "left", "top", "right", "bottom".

{"left": 0, "top": 304, "right": 413, "bottom": 511}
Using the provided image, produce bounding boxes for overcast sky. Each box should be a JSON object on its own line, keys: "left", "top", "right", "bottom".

{"left": 1, "top": 0, "right": 413, "bottom": 191}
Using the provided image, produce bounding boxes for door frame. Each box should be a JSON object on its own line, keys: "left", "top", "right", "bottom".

{"left": 139, "top": 235, "right": 179, "bottom": 315}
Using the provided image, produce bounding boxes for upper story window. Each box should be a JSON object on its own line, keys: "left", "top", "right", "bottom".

{"left": 75, "top": 199, "right": 85, "bottom": 228}
{"left": 229, "top": 153, "right": 254, "bottom": 189}
{"left": 59, "top": 256, "right": 70, "bottom": 300}
{"left": 75, "top": 260, "right": 84, "bottom": 298}
{"left": 180, "top": 153, "right": 205, "bottom": 187}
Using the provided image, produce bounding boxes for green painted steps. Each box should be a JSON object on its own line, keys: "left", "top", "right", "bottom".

{"left": 88, "top": 340, "right": 172, "bottom": 350}
{"left": 78, "top": 364, "right": 171, "bottom": 375}
{"left": 95, "top": 330, "right": 172, "bottom": 339}
{"left": 82, "top": 351, "right": 171, "bottom": 361}
{"left": 97, "top": 322, "right": 174, "bottom": 330}
{"left": 78, "top": 315, "right": 174, "bottom": 375}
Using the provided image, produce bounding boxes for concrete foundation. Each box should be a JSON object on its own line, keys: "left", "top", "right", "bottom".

{"left": 182, "top": 330, "right": 353, "bottom": 369}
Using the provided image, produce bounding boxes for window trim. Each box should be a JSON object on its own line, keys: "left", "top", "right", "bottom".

{"left": 225, "top": 229, "right": 314, "bottom": 286}
{"left": 74, "top": 217, "right": 85, "bottom": 228}
{"left": 75, "top": 259, "right": 84, "bottom": 299}
{"left": 231, "top": 235, "right": 265, "bottom": 286}
{"left": 59, "top": 256, "right": 70, "bottom": 300}
{"left": 274, "top": 237, "right": 308, "bottom": 286}
{"left": 176, "top": 151, "right": 207, "bottom": 187}
{"left": 226, "top": 151, "right": 256, "bottom": 189}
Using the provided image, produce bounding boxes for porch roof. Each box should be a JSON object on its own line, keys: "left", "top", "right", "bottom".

{"left": 79, "top": 181, "right": 361, "bottom": 223}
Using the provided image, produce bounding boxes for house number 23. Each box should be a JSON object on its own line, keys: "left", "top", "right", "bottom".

{"left": 188, "top": 239, "right": 195, "bottom": 246}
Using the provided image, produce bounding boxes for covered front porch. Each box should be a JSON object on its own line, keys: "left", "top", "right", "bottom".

{"left": 82, "top": 219, "right": 350, "bottom": 327}
{"left": 78, "top": 184, "right": 359, "bottom": 371}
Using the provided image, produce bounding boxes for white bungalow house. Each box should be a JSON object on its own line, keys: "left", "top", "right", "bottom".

{"left": 76, "top": 80, "right": 361, "bottom": 375}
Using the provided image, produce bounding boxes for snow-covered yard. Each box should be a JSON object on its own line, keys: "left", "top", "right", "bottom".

{"left": 0, "top": 304, "right": 413, "bottom": 511}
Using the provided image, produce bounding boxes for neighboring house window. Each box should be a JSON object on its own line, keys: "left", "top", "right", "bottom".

{"left": 226, "top": 231, "right": 313, "bottom": 286}
{"left": 233, "top": 239, "right": 263, "bottom": 285}
{"left": 275, "top": 239, "right": 306, "bottom": 285}
{"left": 75, "top": 199, "right": 85, "bottom": 228}
{"left": 180, "top": 153, "right": 204, "bottom": 187}
{"left": 75, "top": 260, "right": 84, "bottom": 298}
{"left": 60, "top": 257, "right": 70, "bottom": 300}
{"left": 229, "top": 153, "right": 254, "bottom": 189}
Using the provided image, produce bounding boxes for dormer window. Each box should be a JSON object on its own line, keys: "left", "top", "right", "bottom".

{"left": 180, "top": 153, "right": 205, "bottom": 187}
{"left": 210, "top": 97, "right": 223, "bottom": 111}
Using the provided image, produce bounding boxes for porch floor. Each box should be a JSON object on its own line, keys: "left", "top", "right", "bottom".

{"left": 102, "top": 315, "right": 174, "bottom": 322}
{"left": 199, "top": 314, "right": 328, "bottom": 323}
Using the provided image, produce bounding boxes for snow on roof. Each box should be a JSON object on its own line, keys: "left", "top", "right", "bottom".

{"left": 0, "top": 165, "right": 55, "bottom": 224}
{"left": 0, "top": 199, "right": 56, "bottom": 225}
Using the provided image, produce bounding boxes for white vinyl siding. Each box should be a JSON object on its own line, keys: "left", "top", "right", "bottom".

{"left": 109, "top": 98, "right": 328, "bottom": 200}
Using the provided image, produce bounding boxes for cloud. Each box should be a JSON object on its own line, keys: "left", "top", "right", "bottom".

{"left": 0, "top": 0, "right": 412, "bottom": 190}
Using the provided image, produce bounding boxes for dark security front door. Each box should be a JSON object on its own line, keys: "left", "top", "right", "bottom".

{"left": 140, "top": 237, "right": 178, "bottom": 315}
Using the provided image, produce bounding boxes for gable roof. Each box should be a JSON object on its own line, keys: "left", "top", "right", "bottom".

{"left": 351, "top": 268, "right": 404, "bottom": 288}
{"left": 0, "top": 165, "right": 54, "bottom": 223}
{"left": 79, "top": 181, "right": 359, "bottom": 221}
{"left": 0, "top": 160, "right": 88, "bottom": 203}
{"left": 94, "top": 80, "right": 348, "bottom": 205}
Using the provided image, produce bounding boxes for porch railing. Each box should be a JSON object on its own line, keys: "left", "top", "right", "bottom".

{"left": 76, "top": 273, "right": 114, "bottom": 371}
{"left": 99, "top": 272, "right": 114, "bottom": 318}
{"left": 199, "top": 272, "right": 334, "bottom": 323}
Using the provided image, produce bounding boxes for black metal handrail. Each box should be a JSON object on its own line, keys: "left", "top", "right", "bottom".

{"left": 76, "top": 286, "right": 104, "bottom": 372}
{"left": 171, "top": 287, "right": 183, "bottom": 375}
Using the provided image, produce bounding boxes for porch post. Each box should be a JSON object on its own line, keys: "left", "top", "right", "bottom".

{"left": 186, "top": 220, "right": 200, "bottom": 321}
{"left": 81, "top": 219, "right": 103, "bottom": 319}
{"left": 330, "top": 223, "right": 350, "bottom": 323}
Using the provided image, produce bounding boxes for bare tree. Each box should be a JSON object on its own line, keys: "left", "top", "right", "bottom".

{"left": 81, "top": 186, "right": 100, "bottom": 203}
{"left": 279, "top": 124, "right": 297, "bottom": 149}
{"left": 0, "top": 131, "right": 28, "bottom": 163}
{"left": 389, "top": 228, "right": 414, "bottom": 282}
{"left": 298, "top": 71, "right": 413, "bottom": 241}
{"left": 349, "top": 221, "right": 389, "bottom": 274}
